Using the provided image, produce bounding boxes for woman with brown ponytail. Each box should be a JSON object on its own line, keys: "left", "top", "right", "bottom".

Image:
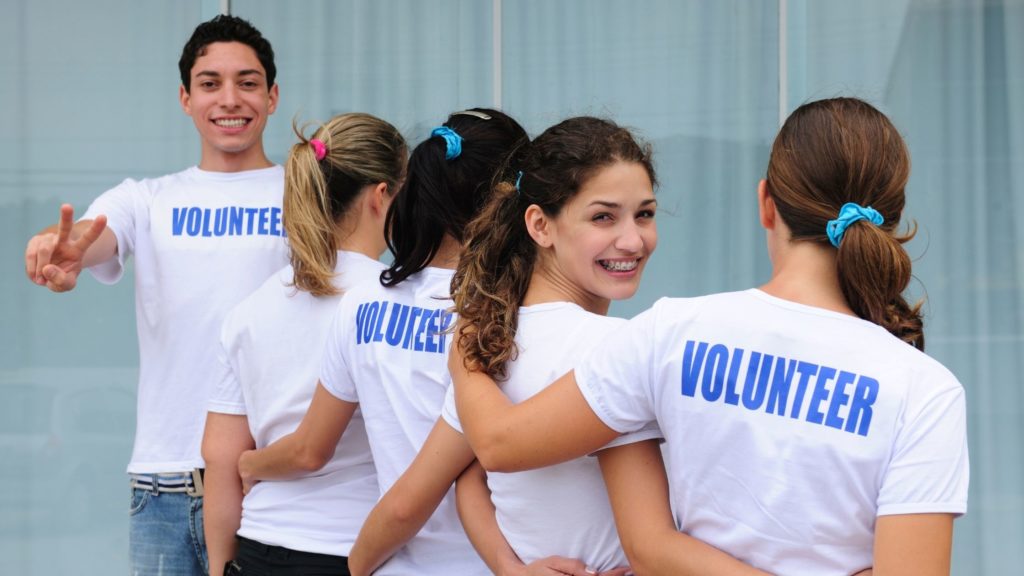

{"left": 450, "top": 98, "right": 968, "bottom": 576}
{"left": 201, "top": 112, "right": 406, "bottom": 576}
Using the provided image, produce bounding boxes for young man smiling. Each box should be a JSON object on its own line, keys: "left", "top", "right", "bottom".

{"left": 23, "top": 15, "right": 287, "bottom": 575}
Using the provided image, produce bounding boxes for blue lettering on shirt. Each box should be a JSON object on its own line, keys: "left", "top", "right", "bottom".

{"left": 385, "top": 304, "right": 411, "bottom": 346}
{"left": 169, "top": 206, "right": 285, "bottom": 237}
{"left": 353, "top": 300, "right": 453, "bottom": 355}
{"left": 723, "top": 348, "right": 744, "bottom": 406}
{"left": 679, "top": 340, "right": 878, "bottom": 437}
{"left": 743, "top": 353, "right": 775, "bottom": 411}
{"left": 186, "top": 207, "right": 202, "bottom": 236}
{"left": 245, "top": 208, "right": 258, "bottom": 234}
{"left": 172, "top": 208, "right": 188, "bottom": 235}
{"left": 213, "top": 208, "right": 228, "bottom": 236}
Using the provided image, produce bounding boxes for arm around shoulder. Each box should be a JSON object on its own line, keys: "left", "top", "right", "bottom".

{"left": 448, "top": 342, "right": 617, "bottom": 472}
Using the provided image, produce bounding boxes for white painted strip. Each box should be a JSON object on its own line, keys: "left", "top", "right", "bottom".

{"left": 778, "top": 0, "right": 788, "bottom": 126}
{"left": 492, "top": 0, "right": 503, "bottom": 108}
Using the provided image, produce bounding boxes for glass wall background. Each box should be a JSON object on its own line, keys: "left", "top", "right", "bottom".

{"left": 2, "top": 1, "right": 1020, "bottom": 573}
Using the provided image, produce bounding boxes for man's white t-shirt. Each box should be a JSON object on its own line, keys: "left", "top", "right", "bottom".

{"left": 575, "top": 289, "right": 970, "bottom": 575}
{"left": 84, "top": 165, "right": 289, "bottom": 474}
{"left": 319, "top": 267, "right": 488, "bottom": 575}
{"left": 441, "top": 302, "right": 661, "bottom": 572}
{"left": 208, "top": 251, "right": 384, "bottom": 556}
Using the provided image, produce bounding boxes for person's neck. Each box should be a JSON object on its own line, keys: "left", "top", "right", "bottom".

{"left": 522, "top": 262, "right": 610, "bottom": 315}
{"left": 198, "top": 145, "right": 274, "bottom": 173}
{"left": 759, "top": 240, "right": 855, "bottom": 316}
{"left": 337, "top": 223, "right": 384, "bottom": 261}
{"left": 426, "top": 234, "right": 461, "bottom": 270}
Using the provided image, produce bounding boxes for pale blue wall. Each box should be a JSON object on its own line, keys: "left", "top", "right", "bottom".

{"left": 2, "top": 1, "right": 1020, "bottom": 573}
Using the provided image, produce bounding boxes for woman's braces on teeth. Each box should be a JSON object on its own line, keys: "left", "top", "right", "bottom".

{"left": 215, "top": 118, "right": 249, "bottom": 127}
{"left": 599, "top": 259, "right": 639, "bottom": 272}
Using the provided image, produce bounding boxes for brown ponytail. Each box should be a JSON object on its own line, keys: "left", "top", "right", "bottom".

{"left": 766, "top": 97, "right": 924, "bottom": 349}
{"left": 451, "top": 181, "right": 535, "bottom": 379}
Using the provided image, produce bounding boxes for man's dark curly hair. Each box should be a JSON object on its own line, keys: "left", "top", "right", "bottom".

{"left": 178, "top": 15, "right": 276, "bottom": 93}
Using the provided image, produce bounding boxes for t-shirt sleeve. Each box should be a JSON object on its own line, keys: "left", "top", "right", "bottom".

{"left": 319, "top": 301, "right": 359, "bottom": 403}
{"left": 440, "top": 383, "right": 463, "bottom": 434}
{"left": 207, "top": 320, "right": 247, "bottom": 415}
{"left": 82, "top": 179, "right": 140, "bottom": 284}
{"left": 574, "top": 304, "right": 662, "bottom": 434}
{"left": 876, "top": 377, "right": 969, "bottom": 517}
{"left": 596, "top": 421, "right": 664, "bottom": 452}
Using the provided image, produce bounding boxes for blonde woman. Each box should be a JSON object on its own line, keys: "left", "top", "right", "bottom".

{"left": 202, "top": 113, "right": 406, "bottom": 576}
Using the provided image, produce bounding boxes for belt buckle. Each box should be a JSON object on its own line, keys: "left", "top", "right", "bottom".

{"left": 186, "top": 468, "right": 204, "bottom": 497}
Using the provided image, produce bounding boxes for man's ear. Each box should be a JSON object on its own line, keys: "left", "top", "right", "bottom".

{"left": 524, "top": 204, "right": 553, "bottom": 248}
{"left": 179, "top": 84, "right": 191, "bottom": 115}
{"left": 267, "top": 83, "right": 279, "bottom": 115}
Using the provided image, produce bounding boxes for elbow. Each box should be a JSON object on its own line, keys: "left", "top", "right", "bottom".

{"left": 294, "top": 443, "right": 334, "bottom": 472}
{"left": 472, "top": 434, "right": 523, "bottom": 473}
{"left": 386, "top": 491, "right": 424, "bottom": 527}
{"left": 621, "top": 539, "right": 655, "bottom": 576}
{"left": 475, "top": 450, "right": 515, "bottom": 473}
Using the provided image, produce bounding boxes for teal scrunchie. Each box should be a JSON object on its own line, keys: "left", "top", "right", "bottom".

{"left": 431, "top": 126, "right": 462, "bottom": 160}
{"left": 826, "top": 202, "right": 884, "bottom": 247}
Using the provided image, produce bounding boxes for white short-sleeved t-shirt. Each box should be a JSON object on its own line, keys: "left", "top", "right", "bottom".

{"left": 441, "top": 302, "right": 661, "bottom": 572}
{"left": 83, "top": 166, "right": 289, "bottom": 473}
{"left": 208, "top": 251, "right": 384, "bottom": 556}
{"left": 575, "top": 289, "right": 969, "bottom": 575}
{"left": 319, "top": 267, "right": 488, "bottom": 576}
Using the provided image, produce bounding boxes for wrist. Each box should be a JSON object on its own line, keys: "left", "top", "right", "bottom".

{"left": 496, "top": 551, "right": 526, "bottom": 576}
{"left": 237, "top": 450, "right": 255, "bottom": 481}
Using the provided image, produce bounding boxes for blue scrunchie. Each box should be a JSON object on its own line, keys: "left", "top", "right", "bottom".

{"left": 514, "top": 170, "right": 524, "bottom": 192}
{"left": 826, "top": 202, "right": 884, "bottom": 247}
{"left": 431, "top": 126, "right": 463, "bottom": 160}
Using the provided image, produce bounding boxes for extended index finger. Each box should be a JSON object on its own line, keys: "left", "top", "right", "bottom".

{"left": 56, "top": 204, "right": 75, "bottom": 244}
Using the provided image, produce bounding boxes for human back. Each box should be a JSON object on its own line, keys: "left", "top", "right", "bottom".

{"left": 318, "top": 108, "right": 527, "bottom": 575}
{"left": 572, "top": 98, "right": 968, "bottom": 574}
{"left": 580, "top": 288, "right": 965, "bottom": 573}
{"left": 208, "top": 112, "right": 406, "bottom": 567}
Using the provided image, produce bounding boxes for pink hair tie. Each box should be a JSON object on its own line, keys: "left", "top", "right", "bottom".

{"left": 310, "top": 138, "right": 328, "bottom": 161}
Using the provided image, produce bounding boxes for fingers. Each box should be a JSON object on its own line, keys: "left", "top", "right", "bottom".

{"left": 56, "top": 204, "right": 75, "bottom": 244}
{"left": 534, "top": 556, "right": 589, "bottom": 576}
{"left": 241, "top": 477, "right": 258, "bottom": 496}
{"left": 596, "top": 568, "right": 631, "bottom": 576}
{"left": 25, "top": 236, "right": 43, "bottom": 285}
{"left": 42, "top": 264, "right": 76, "bottom": 293}
{"left": 74, "top": 214, "right": 107, "bottom": 252}
{"left": 33, "top": 235, "right": 57, "bottom": 285}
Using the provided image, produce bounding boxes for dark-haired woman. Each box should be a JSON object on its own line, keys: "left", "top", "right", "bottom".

{"left": 450, "top": 98, "right": 968, "bottom": 576}
{"left": 360, "top": 116, "right": 769, "bottom": 576}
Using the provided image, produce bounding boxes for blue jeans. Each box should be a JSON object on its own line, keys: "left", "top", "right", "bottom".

{"left": 130, "top": 486, "right": 208, "bottom": 576}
